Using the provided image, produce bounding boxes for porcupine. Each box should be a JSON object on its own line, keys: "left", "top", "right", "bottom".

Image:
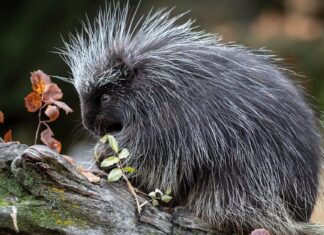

{"left": 59, "top": 3, "right": 323, "bottom": 235}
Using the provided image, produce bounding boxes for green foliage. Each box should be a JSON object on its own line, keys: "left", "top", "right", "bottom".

{"left": 118, "top": 148, "right": 129, "bottom": 159}
{"left": 101, "top": 157, "right": 120, "bottom": 168}
{"left": 107, "top": 168, "right": 123, "bottom": 182}
{"left": 97, "top": 134, "right": 173, "bottom": 210}
{"left": 161, "top": 195, "right": 173, "bottom": 203}
{"left": 148, "top": 188, "right": 173, "bottom": 206}
{"left": 99, "top": 135, "right": 109, "bottom": 144}
{"left": 99, "top": 135, "right": 131, "bottom": 182}
{"left": 121, "top": 167, "right": 135, "bottom": 174}
{"left": 107, "top": 135, "right": 119, "bottom": 153}
{"left": 165, "top": 187, "right": 172, "bottom": 196}
{"left": 152, "top": 199, "right": 159, "bottom": 207}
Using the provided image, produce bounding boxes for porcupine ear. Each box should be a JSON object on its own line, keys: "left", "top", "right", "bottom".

{"left": 119, "top": 62, "right": 134, "bottom": 79}
{"left": 113, "top": 56, "right": 139, "bottom": 81}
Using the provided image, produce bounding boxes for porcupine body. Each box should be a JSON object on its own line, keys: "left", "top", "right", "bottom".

{"left": 60, "top": 3, "right": 322, "bottom": 235}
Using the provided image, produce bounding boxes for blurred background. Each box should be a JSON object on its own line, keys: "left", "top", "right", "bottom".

{"left": 0, "top": 0, "right": 323, "bottom": 154}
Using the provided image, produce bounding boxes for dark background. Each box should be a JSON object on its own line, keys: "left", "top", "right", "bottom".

{"left": 0, "top": 0, "right": 323, "bottom": 154}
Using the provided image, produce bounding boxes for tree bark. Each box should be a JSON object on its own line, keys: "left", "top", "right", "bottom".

{"left": 0, "top": 142, "right": 221, "bottom": 235}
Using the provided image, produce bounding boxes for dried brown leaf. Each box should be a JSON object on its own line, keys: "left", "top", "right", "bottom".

{"left": 30, "top": 70, "right": 51, "bottom": 94}
{"left": 3, "top": 129, "right": 12, "bottom": 143}
{"left": 41, "top": 127, "right": 54, "bottom": 144}
{"left": 76, "top": 166, "right": 100, "bottom": 183}
{"left": 45, "top": 105, "right": 60, "bottom": 121}
{"left": 76, "top": 165, "right": 84, "bottom": 172}
{"left": 24, "top": 92, "right": 42, "bottom": 112}
{"left": 43, "top": 83, "right": 63, "bottom": 103}
{"left": 50, "top": 140, "right": 62, "bottom": 153}
{"left": 80, "top": 170, "right": 101, "bottom": 184}
{"left": 0, "top": 111, "right": 4, "bottom": 123}
{"left": 52, "top": 100, "right": 73, "bottom": 114}
{"left": 40, "top": 127, "right": 62, "bottom": 153}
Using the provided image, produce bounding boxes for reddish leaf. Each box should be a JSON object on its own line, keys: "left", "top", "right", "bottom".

{"left": 78, "top": 169, "right": 101, "bottom": 184}
{"left": 40, "top": 127, "right": 62, "bottom": 153}
{"left": 45, "top": 105, "right": 60, "bottom": 121}
{"left": 76, "top": 165, "right": 85, "bottom": 172}
{"left": 41, "top": 127, "right": 54, "bottom": 144}
{"left": 30, "top": 70, "right": 51, "bottom": 94}
{"left": 52, "top": 100, "right": 73, "bottom": 114}
{"left": 82, "top": 171, "right": 101, "bottom": 183}
{"left": 43, "top": 83, "right": 63, "bottom": 103}
{"left": 0, "top": 111, "right": 4, "bottom": 123}
{"left": 24, "top": 92, "right": 42, "bottom": 112}
{"left": 3, "top": 129, "right": 12, "bottom": 143}
{"left": 50, "top": 139, "right": 62, "bottom": 153}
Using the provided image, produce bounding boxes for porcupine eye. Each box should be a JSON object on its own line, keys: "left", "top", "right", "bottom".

{"left": 101, "top": 94, "right": 111, "bottom": 103}
{"left": 100, "top": 65, "right": 132, "bottom": 103}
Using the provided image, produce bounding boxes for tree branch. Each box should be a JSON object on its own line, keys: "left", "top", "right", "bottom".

{"left": 0, "top": 143, "right": 221, "bottom": 235}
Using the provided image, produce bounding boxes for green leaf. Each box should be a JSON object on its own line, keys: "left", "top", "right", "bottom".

{"left": 94, "top": 143, "right": 100, "bottom": 162}
{"left": 101, "top": 157, "right": 120, "bottom": 167}
{"left": 118, "top": 148, "right": 129, "bottom": 159}
{"left": 155, "top": 189, "right": 163, "bottom": 196}
{"left": 108, "top": 135, "right": 119, "bottom": 153}
{"left": 94, "top": 152, "right": 100, "bottom": 162}
{"left": 161, "top": 195, "right": 173, "bottom": 203}
{"left": 121, "top": 166, "right": 135, "bottom": 174}
{"left": 107, "top": 168, "right": 123, "bottom": 182}
{"left": 148, "top": 192, "right": 156, "bottom": 198}
{"left": 99, "top": 134, "right": 109, "bottom": 144}
{"left": 152, "top": 199, "right": 159, "bottom": 207}
{"left": 165, "top": 187, "right": 172, "bottom": 196}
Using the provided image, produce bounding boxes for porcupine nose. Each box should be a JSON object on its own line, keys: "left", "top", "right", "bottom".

{"left": 79, "top": 95, "right": 98, "bottom": 131}
{"left": 80, "top": 96, "right": 123, "bottom": 136}
{"left": 81, "top": 106, "right": 97, "bottom": 132}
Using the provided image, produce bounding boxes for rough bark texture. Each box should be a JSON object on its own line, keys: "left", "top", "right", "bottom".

{"left": 0, "top": 142, "right": 221, "bottom": 235}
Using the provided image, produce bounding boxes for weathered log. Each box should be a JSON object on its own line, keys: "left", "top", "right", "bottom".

{"left": 0, "top": 142, "right": 221, "bottom": 235}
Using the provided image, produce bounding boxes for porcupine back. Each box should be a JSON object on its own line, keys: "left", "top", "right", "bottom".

{"left": 60, "top": 3, "right": 323, "bottom": 234}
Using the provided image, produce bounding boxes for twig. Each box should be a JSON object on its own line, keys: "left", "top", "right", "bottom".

{"left": 135, "top": 188, "right": 150, "bottom": 197}
{"left": 34, "top": 107, "right": 43, "bottom": 144}
{"left": 42, "top": 121, "right": 51, "bottom": 130}
{"left": 34, "top": 102, "right": 45, "bottom": 145}
{"left": 118, "top": 162, "right": 142, "bottom": 213}
{"left": 139, "top": 200, "right": 150, "bottom": 208}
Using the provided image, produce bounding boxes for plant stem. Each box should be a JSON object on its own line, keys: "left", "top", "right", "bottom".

{"left": 42, "top": 121, "right": 50, "bottom": 129}
{"left": 135, "top": 188, "right": 149, "bottom": 197}
{"left": 139, "top": 200, "right": 150, "bottom": 208}
{"left": 118, "top": 162, "right": 142, "bottom": 213}
{"left": 34, "top": 106, "right": 43, "bottom": 145}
